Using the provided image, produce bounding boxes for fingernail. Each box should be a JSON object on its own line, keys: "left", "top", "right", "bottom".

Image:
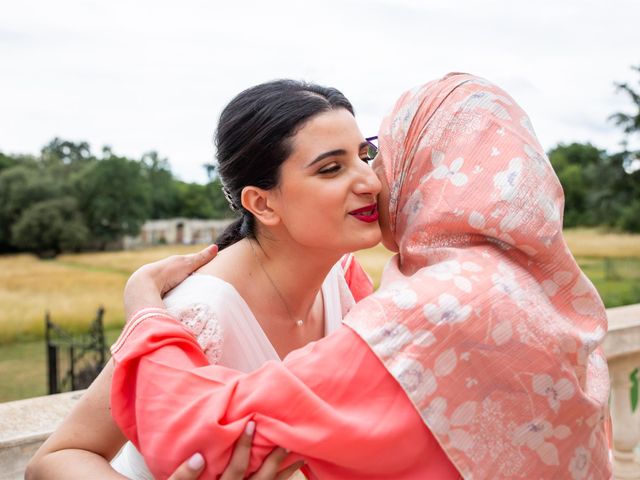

{"left": 245, "top": 420, "right": 255, "bottom": 436}
{"left": 187, "top": 452, "right": 205, "bottom": 470}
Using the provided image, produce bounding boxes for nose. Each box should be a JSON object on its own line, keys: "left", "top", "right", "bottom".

{"left": 353, "top": 158, "right": 382, "bottom": 197}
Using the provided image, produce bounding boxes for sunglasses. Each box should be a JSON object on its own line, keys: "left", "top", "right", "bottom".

{"left": 365, "top": 136, "right": 378, "bottom": 161}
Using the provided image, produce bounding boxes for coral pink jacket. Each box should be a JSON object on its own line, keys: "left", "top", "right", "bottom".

{"left": 111, "top": 308, "right": 459, "bottom": 479}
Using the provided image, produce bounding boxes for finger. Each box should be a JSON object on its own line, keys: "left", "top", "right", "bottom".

{"left": 220, "top": 421, "right": 255, "bottom": 480}
{"left": 167, "top": 452, "right": 205, "bottom": 480}
{"left": 248, "top": 447, "right": 289, "bottom": 480}
{"left": 162, "top": 245, "right": 218, "bottom": 295}
{"left": 275, "top": 460, "right": 306, "bottom": 480}
{"left": 187, "top": 244, "right": 219, "bottom": 269}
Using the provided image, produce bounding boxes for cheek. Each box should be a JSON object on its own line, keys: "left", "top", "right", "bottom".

{"left": 281, "top": 186, "right": 343, "bottom": 233}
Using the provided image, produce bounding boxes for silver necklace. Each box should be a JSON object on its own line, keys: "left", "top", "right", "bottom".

{"left": 249, "top": 239, "right": 306, "bottom": 327}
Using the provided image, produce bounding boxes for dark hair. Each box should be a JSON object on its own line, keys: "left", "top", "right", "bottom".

{"left": 215, "top": 79, "right": 354, "bottom": 250}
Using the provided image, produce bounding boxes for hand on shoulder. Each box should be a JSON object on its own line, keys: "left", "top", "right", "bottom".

{"left": 124, "top": 244, "right": 218, "bottom": 320}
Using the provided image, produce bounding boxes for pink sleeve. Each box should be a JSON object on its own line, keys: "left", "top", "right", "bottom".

{"left": 340, "top": 253, "right": 374, "bottom": 302}
{"left": 110, "top": 311, "right": 458, "bottom": 480}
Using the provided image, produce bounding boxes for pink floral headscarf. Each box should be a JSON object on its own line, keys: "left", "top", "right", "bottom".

{"left": 345, "top": 73, "right": 612, "bottom": 479}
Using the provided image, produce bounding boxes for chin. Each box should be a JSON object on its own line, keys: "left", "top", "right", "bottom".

{"left": 353, "top": 229, "right": 383, "bottom": 251}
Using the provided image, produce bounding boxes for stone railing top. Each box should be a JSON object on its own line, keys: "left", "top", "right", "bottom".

{"left": 602, "top": 303, "right": 640, "bottom": 361}
{"left": 606, "top": 303, "right": 640, "bottom": 331}
{"left": 0, "top": 390, "right": 84, "bottom": 449}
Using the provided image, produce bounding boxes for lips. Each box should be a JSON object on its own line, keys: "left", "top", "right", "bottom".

{"left": 348, "top": 203, "right": 379, "bottom": 223}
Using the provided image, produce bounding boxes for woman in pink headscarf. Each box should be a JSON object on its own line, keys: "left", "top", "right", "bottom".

{"left": 111, "top": 73, "right": 612, "bottom": 479}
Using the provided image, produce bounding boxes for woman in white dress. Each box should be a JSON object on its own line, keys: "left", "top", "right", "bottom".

{"left": 109, "top": 259, "right": 358, "bottom": 479}
{"left": 27, "top": 79, "right": 382, "bottom": 479}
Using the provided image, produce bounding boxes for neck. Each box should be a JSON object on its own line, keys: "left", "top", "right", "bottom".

{"left": 246, "top": 235, "right": 341, "bottom": 321}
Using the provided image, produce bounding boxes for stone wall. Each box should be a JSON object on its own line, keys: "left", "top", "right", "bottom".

{"left": 124, "top": 217, "right": 233, "bottom": 249}
{"left": 0, "top": 391, "right": 83, "bottom": 480}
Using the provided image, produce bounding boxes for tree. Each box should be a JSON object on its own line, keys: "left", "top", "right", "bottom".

{"left": 0, "top": 152, "right": 38, "bottom": 173}
{"left": 610, "top": 65, "right": 640, "bottom": 138}
{"left": 599, "top": 63, "right": 640, "bottom": 231}
{"left": 41, "top": 138, "right": 93, "bottom": 166}
{"left": 605, "top": 152, "right": 640, "bottom": 232}
{"left": 11, "top": 197, "right": 89, "bottom": 258}
{"left": 0, "top": 137, "right": 239, "bottom": 254}
{"left": 0, "top": 152, "right": 17, "bottom": 172}
{"left": 548, "top": 143, "right": 607, "bottom": 227}
{"left": 174, "top": 182, "right": 217, "bottom": 218}
{"left": 141, "top": 151, "right": 180, "bottom": 219}
{"left": 0, "top": 165, "right": 60, "bottom": 251}
{"left": 74, "top": 154, "right": 151, "bottom": 248}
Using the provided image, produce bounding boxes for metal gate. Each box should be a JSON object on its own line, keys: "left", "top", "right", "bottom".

{"left": 45, "top": 307, "right": 106, "bottom": 394}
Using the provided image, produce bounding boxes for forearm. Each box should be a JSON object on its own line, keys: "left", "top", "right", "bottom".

{"left": 26, "top": 449, "right": 127, "bottom": 480}
{"left": 27, "top": 361, "right": 128, "bottom": 479}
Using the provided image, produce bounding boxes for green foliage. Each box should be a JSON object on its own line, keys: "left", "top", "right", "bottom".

{"left": 609, "top": 65, "right": 640, "bottom": 139}
{"left": 0, "top": 165, "right": 61, "bottom": 249}
{"left": 41, "top": 138, "right": 93, "bottom": 167}
{"left": 74, "top": 154, "right": 151, "bottom": 247}
{"left": 11, "top": 197, "right": 89, "bottom": 257}
{"left": 141, "top": 151, "right": 181, "bottom": 219}
{"left": 0, "top": 138, "right": 237, "bottom": 255}
{"left": 0, "top": 152, "right": 39, "bottom": 173}
{"left": 578, "top": 257, "right": 640, "bottom": 307}
{"left": 174, "top": 181, "right": 216, "bottom": 218}
{"left": 617, "top": 197, "right": 640, "bottom": 232}
{"left": 548, "top": 143, "right": 616, "bottom": 228}
{"left": 631, "top": 368, "right": 639, "bottom": 413}
{"left": 0, "top": 152, "right": 17, "bottom": 171}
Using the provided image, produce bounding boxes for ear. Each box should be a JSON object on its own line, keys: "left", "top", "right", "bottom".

{"left": 240, "top": 186, "right": 281, "bottom": 227}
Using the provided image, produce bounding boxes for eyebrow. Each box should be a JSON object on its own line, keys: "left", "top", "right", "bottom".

{"left": 305, "top": 142, "right": 369, "bottom": 168}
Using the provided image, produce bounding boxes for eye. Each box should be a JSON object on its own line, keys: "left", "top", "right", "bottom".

{"left": 318, "top": 163, "right": 341, "bottom": 175}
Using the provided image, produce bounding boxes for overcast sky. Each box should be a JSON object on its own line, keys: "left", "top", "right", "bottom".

{"left": 1, "top": 0, "right": 638, "bottom": 183}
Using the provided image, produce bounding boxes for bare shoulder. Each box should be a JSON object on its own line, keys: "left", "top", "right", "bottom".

{"left": 195, "top": 240, "right": 251, "bottom": 286}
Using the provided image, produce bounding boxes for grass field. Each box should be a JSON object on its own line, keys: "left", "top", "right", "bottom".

{"left": 0, "top": 245, "right": 205, "bottom": 344}
{"left": 562, "top": 228, "right": 640, "bottom": 257}
{"left": 0, "top": 230, "right": 639, "bottom": 345}
{"left": 0, "top": 228, "right": 638, "bottom": 401}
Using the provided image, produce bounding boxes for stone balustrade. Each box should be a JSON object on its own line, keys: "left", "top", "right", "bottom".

{"left": 1, "top": 304, "right": 640, "bottom": 479}
{"left": 0, "top": 390, "right": 84, "bottom": 480}
{"left": 604, "top": 303, "right": 640, "bottom": 479}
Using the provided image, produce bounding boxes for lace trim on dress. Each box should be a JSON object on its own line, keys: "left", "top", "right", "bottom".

{"left": 168, "top": 303, "right": 223, "bottom": 364}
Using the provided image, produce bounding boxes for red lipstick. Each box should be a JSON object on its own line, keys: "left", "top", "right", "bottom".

{"left": 349, "top": 203, "right": 379, "bottom": 223}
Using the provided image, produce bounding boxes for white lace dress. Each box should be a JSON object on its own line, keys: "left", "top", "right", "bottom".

{"left": 111, "top": 262, "right": 355, "bottom": 479}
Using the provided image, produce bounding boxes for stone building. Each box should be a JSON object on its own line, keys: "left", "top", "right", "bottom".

{"left": 124, "top": 218, "right": 234, "bottom": 249}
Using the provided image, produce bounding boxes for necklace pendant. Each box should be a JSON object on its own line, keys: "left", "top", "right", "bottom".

{"left": 296, "top": 319, "right": 304, "bottom": 327}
